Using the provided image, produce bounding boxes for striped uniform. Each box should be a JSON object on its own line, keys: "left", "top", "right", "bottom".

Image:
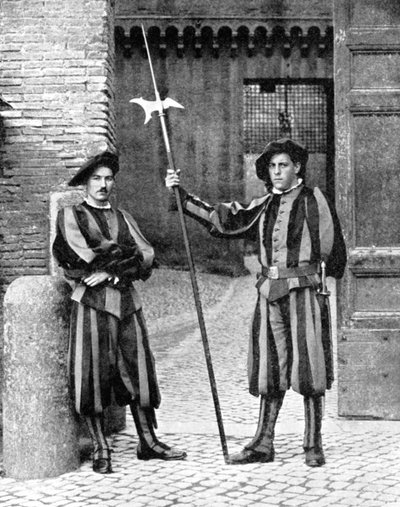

{"left": 177, "top": 184, "right": 346, "bottom": 398}
{"left": 53, "top": 202, "right": 161, "bottom": 416}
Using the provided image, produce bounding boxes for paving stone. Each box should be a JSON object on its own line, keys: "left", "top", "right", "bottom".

{"left": 361, "top": 502, "right": 384, "bottom": 507}
{"left": 0, "top": 269, "right": 400, "bottom": 506}
{"left": 306, "top": 501, "right": 342, "bottom": 507}
{"left": 330, "top": 481, "right": 354, "bottom": 490}
{"left": 40, "top": 497, "right": 73, "bottom": 504}
{"left": 0, "top": 502, "right": 30, "bottom": 507}
{"left": 285, "top": 497, "right": 320, "bottom": 507}
{"left": 340, "top": 497, "right": 373, "bottom": 506}
{"left": 16, "top": 502, "right": 46, "bottom": 507}
{"left": 286, "top": 485, "right": 307, "bottom": 494}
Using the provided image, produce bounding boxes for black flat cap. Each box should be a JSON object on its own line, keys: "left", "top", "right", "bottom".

{"left": 68, "top": 151, "right": 119, "bottom": 187}
{"left": 255, "top": 138, "right": 308, "bottom": 186}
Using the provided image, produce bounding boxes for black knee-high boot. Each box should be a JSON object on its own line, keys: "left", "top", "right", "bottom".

{"left": 229, "top": 392, "right": 285, "bottom": 464}
{"left": 85, "top": 415, "right": 112, "bottom": 474}
{"left": 129, "top": 402, "right": 187, "bottom": 461}
{"left": 303, "top": 395, "right": 325, "bottom": 467}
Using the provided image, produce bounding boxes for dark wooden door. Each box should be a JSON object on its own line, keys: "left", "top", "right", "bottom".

{"left": 334, "top": 0, "right": 400, "bottom": 419}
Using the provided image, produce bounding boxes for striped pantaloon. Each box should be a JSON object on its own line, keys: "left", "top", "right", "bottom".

{"left": 248, "top": 287, "right": 333, "bottom": 398}
{"left": 68, "top": 301, "right": 161, "bottom": 416}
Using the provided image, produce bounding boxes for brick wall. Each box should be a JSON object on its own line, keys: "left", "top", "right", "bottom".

{"left": 0, "top": 0, "right": 117, "bottom": 421}
{"left": 0, "top": 0, "right": 116, "bottom": 289}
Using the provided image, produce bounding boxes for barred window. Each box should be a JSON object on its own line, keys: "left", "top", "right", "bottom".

{"left": 243, "top": 80, "right": 328, "bottom": 154}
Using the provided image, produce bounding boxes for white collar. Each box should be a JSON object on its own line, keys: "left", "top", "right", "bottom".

{"left": 84, "top": 197, "right": 112, "bottom": 210}
{"left": 272, "top": 178, "right": 303, "bottom": 195}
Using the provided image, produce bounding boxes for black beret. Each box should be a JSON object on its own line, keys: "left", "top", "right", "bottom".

{"left": 255, "top": 138, "right": 308, "bottom": 186}
{"left": 68, "top": 151, "right": 119, "bottom": 187}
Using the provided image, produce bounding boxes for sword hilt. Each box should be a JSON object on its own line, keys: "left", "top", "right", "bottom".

{"left": 319, "top": 260, "right": 331, "bottom": 296}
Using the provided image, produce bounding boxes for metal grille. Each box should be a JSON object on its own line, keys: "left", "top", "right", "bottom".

{"left": 243, "top": 81, "right": 328, "bottom": 154}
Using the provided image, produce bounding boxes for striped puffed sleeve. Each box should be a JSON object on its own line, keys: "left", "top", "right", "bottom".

{"left": 169, "top": 187, "right": 270, "bottom": 240}
{"left": 119, "top": 209, "right": 155, "bottom": 281}
{"left": 52, "top": 207, "right": 94, "bottom": 279}
{"left": 313, "top": 188, "right": 347, "bottom": 279}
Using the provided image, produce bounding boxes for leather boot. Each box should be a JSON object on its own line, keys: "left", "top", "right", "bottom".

{"left": 229, "top": 393, "right": 285, "bottom": 464}
{"left": 303, "top": 395, "right": 325, "bottom": 467}
{"left": 85, "top": 415, "right": 113, "bottom": 474}
{"left": 130, "top": 402, "right": 187, "bottom": 461}
{"left": 92, "top": 447, "right": 112, "bottom": 474}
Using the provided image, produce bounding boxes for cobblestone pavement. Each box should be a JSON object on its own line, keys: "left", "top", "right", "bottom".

{"left": 1, "top": 260, "right": 400, "bottom": 506}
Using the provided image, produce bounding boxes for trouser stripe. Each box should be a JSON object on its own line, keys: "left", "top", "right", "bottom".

{"left": 268, "top": 301, "right": 290, "bottom": 392}
{"left": 85, "top": 415, "right": 109, "bottom": 458}
{"left": 252, "top": 396, "right": 268, "bottom": 445}
{"left": 258, "top": 297, "right": 269, "bottom": 392}
{"left": 290, "top": 292, "right": 300, "bottom": 393}
{"left": 74, "top": 303, "right": 84, "bottom": 414}
{"left": 90, "top": 308, "right": 102, "bottom": 414}
{"left": 130, "top": 403, "right": 169, "bottom": 452}
{"left": 112, "top": 313, "right": 136, "bottom": 399}
{"left": 303, "top": 396, "right": 323, "bottom": 450}
{"left": 248, "top": 298, "right": 261, "bottom": 394}
{"left": 135, "top": 315, "right": 150, "bottom": 406}
{"left": 246, "top": 393, "right": 285, "bottom": 453}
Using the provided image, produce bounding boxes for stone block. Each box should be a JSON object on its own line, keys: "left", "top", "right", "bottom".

{"left": 3, "top": 275, "right": 80, "bottom": 479}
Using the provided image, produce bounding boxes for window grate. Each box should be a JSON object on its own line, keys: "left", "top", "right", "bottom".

{"left": 243, "top": 81, "right": 327, "bottom": 154}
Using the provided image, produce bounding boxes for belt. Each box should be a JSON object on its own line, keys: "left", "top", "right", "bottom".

{"left": 261, "top": 263, "right": 320, "bottom": 280}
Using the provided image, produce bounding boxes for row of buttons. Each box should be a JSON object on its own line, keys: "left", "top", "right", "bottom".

{"left": 272, "top": 199, "right": 288, "bottom": 263}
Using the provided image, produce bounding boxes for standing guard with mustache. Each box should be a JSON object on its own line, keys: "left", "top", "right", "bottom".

{"left": 165, "top": 138, "right": 346, "bottom": 467}
{"left": 53, "top": 151, "right": 186, "bottom": 474}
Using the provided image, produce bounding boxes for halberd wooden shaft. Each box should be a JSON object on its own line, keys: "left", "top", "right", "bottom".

{"left": 131, "top": 25, "right": 229, "bottom": 463}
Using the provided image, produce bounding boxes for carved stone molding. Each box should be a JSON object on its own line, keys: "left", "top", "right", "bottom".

{"left": 115, "top": 18, "right": 333, "bottom": 58}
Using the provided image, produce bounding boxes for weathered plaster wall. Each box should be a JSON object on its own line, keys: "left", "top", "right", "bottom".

{"left": 116, "top": 0, "right": 332, "bottom": 18}
{"left": 114, "top": 1, "right": 333, "bottom": 272}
